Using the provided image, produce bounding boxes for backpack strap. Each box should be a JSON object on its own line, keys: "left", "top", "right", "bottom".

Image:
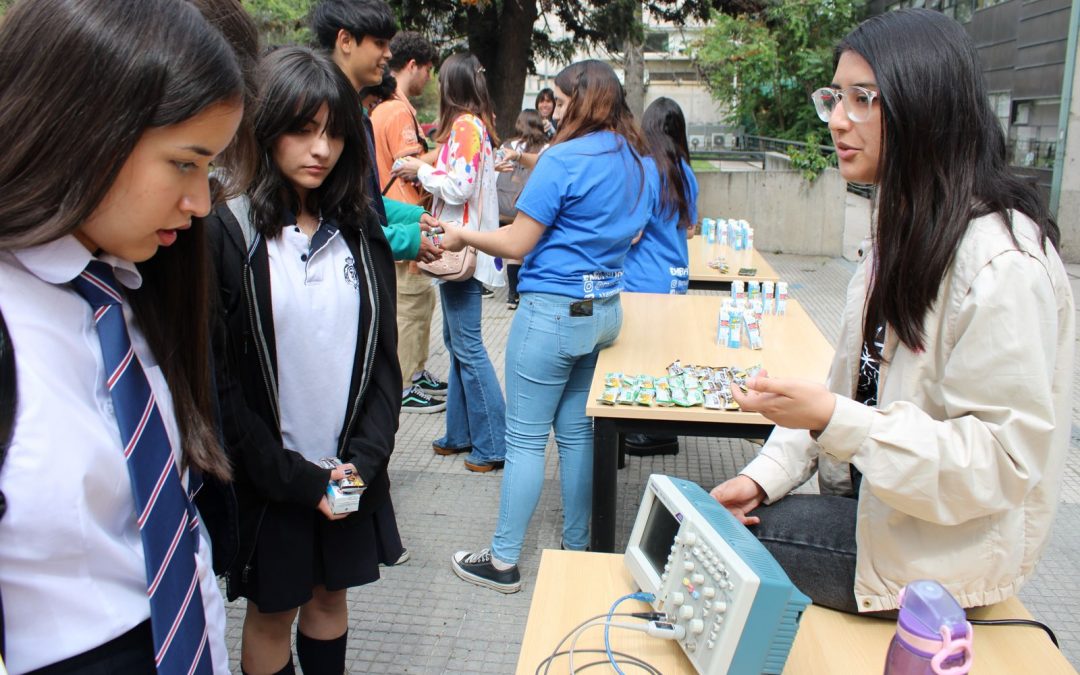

{"left": 0, "top": 307, "right": 15, "bottom": 659}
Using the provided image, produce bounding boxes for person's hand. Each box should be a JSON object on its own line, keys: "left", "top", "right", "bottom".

{"left": 419, "top": 212, "right": 439, "bottom": 232}
{"left": 392, "top": 156, "right": 425, "bottom": 181}
{"left": 438, "top": 222, "right": 467, "bottom": 252}
{"left": 542, "top": 118, "right": 554, "bottom": 135}
{"left": 317, "top": 495, "right": 349, "bottom": 521}
{"left": 328, "top": 462, "right": 357, "bottom": 482}
{"left": 416, "top": 232, "right": 443, "bottom": 263}
{"left": 710, "top": 475, "right": 767, "bottom": 526}
{"left": 731, "top": 371, "right": 836, "bottom": 432}
{"left": 494, "top": 159, "right": 515, "bottom": 173}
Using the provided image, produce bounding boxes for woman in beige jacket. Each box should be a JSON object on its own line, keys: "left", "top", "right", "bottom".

{"left": 711, "top": 8, "right": 1075, "bottom": 614}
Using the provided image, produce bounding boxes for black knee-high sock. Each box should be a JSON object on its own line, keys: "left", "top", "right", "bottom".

{"left": 507, "top": 263, "right": 520, "bottom": 299}
{"left": 241, "top": 659, "right": 295, "bottom": 675}
{"left": 296, "top": 629, "right": 347, "bottom": 675}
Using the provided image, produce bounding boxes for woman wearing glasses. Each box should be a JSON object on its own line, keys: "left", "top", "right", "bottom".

{"left": 710, "top": 8, "right": 1073, "bottom": 614}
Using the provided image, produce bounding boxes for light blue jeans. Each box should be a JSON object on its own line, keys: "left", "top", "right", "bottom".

{"left": 437, "top": 279, "right": 506, "bottom": 464}
{"left": 491, "top": 292, "right": 622, "bottom": 564}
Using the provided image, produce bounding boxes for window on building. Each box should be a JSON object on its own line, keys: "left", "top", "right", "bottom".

{"left": 1008, "top": 98, "right": 1060, "bottom": 169}
{"left": 987, "top": 92, "right": 1011, "bottom": 135}
{"left": 645, "top": 31, "right": 669, "bottom": 53}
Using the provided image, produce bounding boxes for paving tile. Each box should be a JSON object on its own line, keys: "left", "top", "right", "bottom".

{"left": 220, "top": 261, "right": 1080, "bottom": 672}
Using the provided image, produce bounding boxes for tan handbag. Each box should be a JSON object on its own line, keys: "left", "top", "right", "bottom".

{"left": 417, "top": 218, "right": 477, "bottom": 281}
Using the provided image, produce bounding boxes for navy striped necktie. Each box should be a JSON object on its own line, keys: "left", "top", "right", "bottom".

{"left": 72, "top": 260, "right": 213, "bottom": 674}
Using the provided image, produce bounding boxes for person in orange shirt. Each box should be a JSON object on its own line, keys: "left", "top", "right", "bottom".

{"left": 370, "top": 31, "right": 448, "bottom": 414}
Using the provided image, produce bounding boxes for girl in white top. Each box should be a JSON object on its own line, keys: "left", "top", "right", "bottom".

{"left": 393, "top": 53, "right": 507, "bottom": 472}
{"left": 0, "top": 0, "right": 242, "bottom": 672}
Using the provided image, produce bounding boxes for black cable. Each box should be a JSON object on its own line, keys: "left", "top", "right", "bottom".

{"left": 534, "top": 649, "right": 662, "bottom": 675}
{"left": 969, "top": 618, "right": 1059, "bottom": 648}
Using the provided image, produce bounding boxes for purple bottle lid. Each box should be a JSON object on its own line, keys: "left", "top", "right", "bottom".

{"left": 897, "top": 580, "right": 969, "bottom": 642}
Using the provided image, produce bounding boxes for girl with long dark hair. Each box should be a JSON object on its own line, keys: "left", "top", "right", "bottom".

{"left": 620, "top": 97, "right": 699, "bottom": 457}
{"left": 0, "top": 0, "right": 242, "bottom": 671}
{"left": 205, "top": 46, "right": 402, "bottom": 673}
{"left": 393, "top": 53, "right": 507, "bottom": 473}
{"left": 536, "top": 87, "right": 557, "bottom": 139}
{"left": 624, "top": 97, "right": 698, "bottom": 295}
{"left": 441, "top": 60, "right": 659, "bottom": 592}
{"left": 712, "top": 9, "right": 1073, "bottom": 614}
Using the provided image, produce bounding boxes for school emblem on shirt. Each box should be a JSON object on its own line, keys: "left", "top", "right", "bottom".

{"left": 344, "top": 256, "right": 359, "bottom": 290}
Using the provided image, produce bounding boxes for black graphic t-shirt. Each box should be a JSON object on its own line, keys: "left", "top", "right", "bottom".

{"left": 849, "top": 324, "right": 885, "bottom": 495}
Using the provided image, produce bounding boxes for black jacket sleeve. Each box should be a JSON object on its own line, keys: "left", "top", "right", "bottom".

{"left": 341, "top": 216, "right": 401, "bottom": 486}
{"left": 206, "top": 210, "right": 330, "bottom": 508}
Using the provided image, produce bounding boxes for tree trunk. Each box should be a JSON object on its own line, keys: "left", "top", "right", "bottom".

{"left": 623, "top": 38, "right": 646, "bottom": 119}
{"left": 468, "top": 0, "right": 538, "bottom": 141}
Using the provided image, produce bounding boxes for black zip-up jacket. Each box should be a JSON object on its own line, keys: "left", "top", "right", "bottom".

{"left": 205, "top": 197, "right": 401, "bottom": 595}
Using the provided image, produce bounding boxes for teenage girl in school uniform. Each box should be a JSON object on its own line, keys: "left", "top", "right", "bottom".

{"left": 206, "top": 46, "right": 401, "bottom": 674}
{"left": 0, "top": 0, "right": 242, "bottom": 672}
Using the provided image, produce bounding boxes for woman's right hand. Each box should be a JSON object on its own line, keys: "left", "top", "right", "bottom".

{"left": 542, "top": 118, "right": 554, "bottom": 135}
{"left": 710, "top": 475, "right": 767, "bottom": 525}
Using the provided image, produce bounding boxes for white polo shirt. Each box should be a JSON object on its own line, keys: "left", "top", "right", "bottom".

{"left": 0, "top": 236, "right": 229, "bottom": 674}
{"left": 267, "top": 221, "right": 360, "bottom": 464}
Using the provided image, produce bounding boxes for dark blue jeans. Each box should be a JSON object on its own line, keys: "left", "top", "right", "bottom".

{"left": 749, "top": 494, "right": 860, "bottom": 613}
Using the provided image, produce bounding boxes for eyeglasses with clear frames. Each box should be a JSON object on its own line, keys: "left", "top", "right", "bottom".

{"left": 811, "top": 86, "right": 879, "bottom": 123}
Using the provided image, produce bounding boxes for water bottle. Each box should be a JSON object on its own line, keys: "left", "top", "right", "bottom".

{"left": 884, "top": 580, "right": 973, "bottom": 675}
{"left": 704, "top": 217, "right": 717, "bottom": 244}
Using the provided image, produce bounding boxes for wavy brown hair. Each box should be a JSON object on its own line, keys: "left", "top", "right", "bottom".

{"left": 512, "top": 109, "right": 548, "bottom": 153}
{"left": 552, "top": 60, "right": 645, "bottom": 154}
{"left": 434, "top": 53, "right": 499, "bottom": 146}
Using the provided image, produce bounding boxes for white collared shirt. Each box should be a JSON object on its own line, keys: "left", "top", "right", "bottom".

{"left": 268, "top": 222, "right": 359, "bottom": 464}
{"left": 0, "top": 236, "right": 229, "bottom": 674}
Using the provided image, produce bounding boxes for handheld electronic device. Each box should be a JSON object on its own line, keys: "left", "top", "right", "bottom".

{"left": 625, "top": 475, "right": 810, "bottom": 674}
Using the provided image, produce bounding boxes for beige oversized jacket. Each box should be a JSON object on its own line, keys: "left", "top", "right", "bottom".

{"left": 741, "top": 211, "right": 1074, "bottom": 612}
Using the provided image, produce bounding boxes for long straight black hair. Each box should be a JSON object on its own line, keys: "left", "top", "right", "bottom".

{"left": 840, "top": 9, "right": 1058, "bottom": 360}
{"left": 0, "top": 0, "right": 242, "bottom": 481}
{"left": 642, "top": 97, "right": 693, "bottom": 229}
{"left": 249, "top": 46, "right": 372, "bottom": 239}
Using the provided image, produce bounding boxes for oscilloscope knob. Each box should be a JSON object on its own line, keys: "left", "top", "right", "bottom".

{"left": 671, "top": 592, "right": 685, "bottom": 606}
{"left": 689, "top": 619, "right": 705, "bottom": 635}
{"left": 683, "top": 532, "right": 697, "bottom": 546}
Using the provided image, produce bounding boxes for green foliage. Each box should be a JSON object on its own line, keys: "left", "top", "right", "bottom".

{"left": 243, "top": 0, "right": 314, "bottom": 46}
{"left": 691, "top": 0, "right": 864, "bottom": 141}
{"left": 788, "top": 131, "right": 837, "bottom": 182}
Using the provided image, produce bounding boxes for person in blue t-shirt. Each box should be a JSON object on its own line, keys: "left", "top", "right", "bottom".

{"left": 438, "top": 59, "right": 659, "bottom": 593}
{"left": 624, "top": 97, "right": 698, "bottom": 296}
{"left": 622, "top": 97, "right": 699, "bottom": 457}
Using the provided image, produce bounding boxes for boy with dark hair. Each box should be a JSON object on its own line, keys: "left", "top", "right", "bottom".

{"left": 371, "top": 31, "right": 448, "bottom": 413}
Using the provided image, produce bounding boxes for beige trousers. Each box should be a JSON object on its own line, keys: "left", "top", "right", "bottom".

{"left": 395, "top": 261, "right": 437, "bottom": 390}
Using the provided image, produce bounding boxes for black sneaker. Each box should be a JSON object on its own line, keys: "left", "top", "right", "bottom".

{"left": 480, "top": 285, "right": 494, "bottom": 299}
{"left": 401, "top": 386, "right": 446, "bottom": 414}
{"left": 412, "top": 369, "right": 448, "bottom": 397}
{"left": 451, "top": 548, "right": 521, "bottom": 593}
{"left": 624, "top": 433, "right": 679, "bottom": 456}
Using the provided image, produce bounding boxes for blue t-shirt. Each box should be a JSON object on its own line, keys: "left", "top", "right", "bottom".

{"left": 623, "top": 158, "right": 698, "bottom": 294}
{"left": 515, "top": 131, "right": 659, "bottom": 299}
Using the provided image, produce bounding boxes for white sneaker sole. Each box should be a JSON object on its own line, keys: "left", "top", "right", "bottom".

{"left": 402, "top": 401, "right": 447, "bottom": 414}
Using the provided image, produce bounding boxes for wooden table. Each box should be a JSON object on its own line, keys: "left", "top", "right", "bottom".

{"left": 516, "top": 550, "right": 1078, "bottom": 675}
{"left": 688, "top": 238, "right": 781, "bottom": 290}
{"left": 585, "top": 292, "right": 834, "bottom": 552}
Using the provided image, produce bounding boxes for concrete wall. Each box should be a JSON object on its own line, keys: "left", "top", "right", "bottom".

{"left": 1058, "top": 49, "right": 1080, "bottom": 263}
{"left": 696, "top": 168, "right": 848, "bottom": 257}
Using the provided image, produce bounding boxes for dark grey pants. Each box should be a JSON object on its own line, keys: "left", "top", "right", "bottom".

{"left": 749, "top": 494, "right": 860, "bottom": 614}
